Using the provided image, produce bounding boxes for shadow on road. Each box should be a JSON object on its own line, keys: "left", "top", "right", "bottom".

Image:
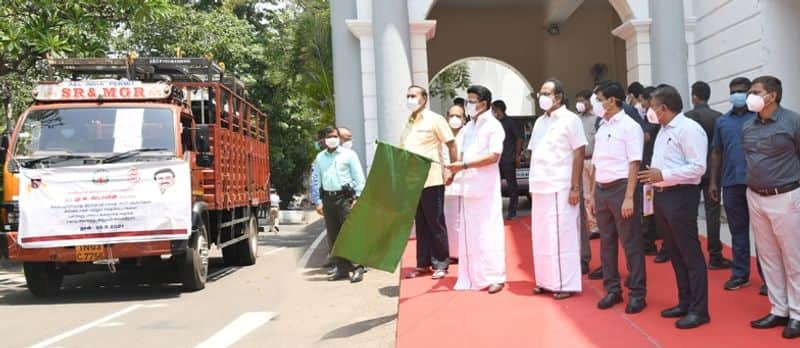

{"left": 319, "top": 314, "right": 397, "bottom": 340}
{"left": 378, "top": 285, "right": 399, "bottom": 298}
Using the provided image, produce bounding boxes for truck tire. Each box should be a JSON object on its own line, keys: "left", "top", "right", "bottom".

{"left": 180, "top": 222, "right": 209, "bottom": 291}
{"left": 236, "top": 214, "right": 259, "bottom": 266}
{"left": 23, "top": 262, "right": 63, "bottom": 297}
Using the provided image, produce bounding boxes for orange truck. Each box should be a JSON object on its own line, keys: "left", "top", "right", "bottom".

{"left": 0, "top": 57, "right": 270, "bottom": 296}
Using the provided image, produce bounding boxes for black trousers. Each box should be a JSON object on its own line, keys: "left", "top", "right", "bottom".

{"left": 322, "top": 192, "right": 355, "bottom": 274}
{"left": 415, "top": 185, "right": 449, "bottom": 270}
{"left": 654, "top": 185, "right": 709, "bottom": 317}
{"left": 500, "top": 161, "right": 518, "bottom": 216}
{"left": 700, "top": 179, "right": 722, "bottom": 257}
{"left": 595, "top": 180, "right": 646, "bottom": 298}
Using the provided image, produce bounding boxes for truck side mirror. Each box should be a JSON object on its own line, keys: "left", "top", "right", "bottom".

{"left": 196, "top": 125, "right": 211, "bottom": 153}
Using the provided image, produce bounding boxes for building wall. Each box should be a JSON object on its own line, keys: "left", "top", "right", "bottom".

{"left": 688, "top": 0, "right": 762, "bottom": 111}
{"left": 687, "top": 0, "right": 800, "bottom": 112}
{"left": 762, "top": 0, "right": 800, "bottom": 112}
{"left": 426, "top": 0, "right": 626, "bottom": 113}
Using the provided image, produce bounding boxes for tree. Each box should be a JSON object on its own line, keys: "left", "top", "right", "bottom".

{"left": 430, "top": 62, "right": 471, "bottom": 101}
{"left": 0, "top": 0, "right": 170, "bottom": 115}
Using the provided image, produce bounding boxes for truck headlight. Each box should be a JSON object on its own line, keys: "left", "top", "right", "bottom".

{"left": 2, "top": 202, "right": 19, "bottom": 231}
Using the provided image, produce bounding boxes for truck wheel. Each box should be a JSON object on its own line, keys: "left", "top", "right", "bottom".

{"left": 23, "top": 262, "right": 63, "bottom": 297}
{"left": 236, "top": 214, "right": 259, "bottom": 266}
{"left": 180, "top": 222, "right": 209, "bottom": 291}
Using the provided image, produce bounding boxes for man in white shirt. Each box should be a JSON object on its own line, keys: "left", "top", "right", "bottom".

{"left": 590, "top": 81, "right": 647, "bottom": 314}
{"left": 638, "top": 84, "right": 710, "bottom": 329}
{"left": 528, "top": 79, "right": 587, "bottom": 299}
{"left": 446, "top": 85, "right": 506, "bottom": 294}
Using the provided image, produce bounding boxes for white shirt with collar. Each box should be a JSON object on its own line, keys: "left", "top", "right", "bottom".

{"left": 527, "top": 105, "right": 588, "bottom": 194}
{"left": 651, "top": 113, "right": 708, "bottom": 187}
{"left": 456, "top": 109, "right": 505, "bottom": 198}
{"left": 593, "top": 110, "right": 644, "bottom": 183}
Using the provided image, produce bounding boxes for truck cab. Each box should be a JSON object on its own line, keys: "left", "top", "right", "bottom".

{"left": 0, "top": 57, "right": 270, "bottom": 296}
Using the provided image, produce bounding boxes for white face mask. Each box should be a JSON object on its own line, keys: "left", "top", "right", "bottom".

{"left": 646, "top": 107, "right": 659, "bottom": 124}
{"left": 448, "top": 116, "right": 463, "bottom": 129}
{"left": 406, "top": 97, "right": 420, "bottom": 111}
{"left": 325, "top": 137, "right": 340, "bottom": 149}
{"left": 747, "top": 94, "right": 766, "bottom": 113}
{"left": 590, "top": 94, "right": 604, "bottom": 117}
{"left": 341, "top": 140, "right": 353, "bottom": 149}
{"left": 466, "top": 102, "right": 478, "bottom": 117}
{"left": 538, "top": 95, "right": 554, "bottom": 112}
{"left": 575, "top": 102, "right": 586, "bottom": 113}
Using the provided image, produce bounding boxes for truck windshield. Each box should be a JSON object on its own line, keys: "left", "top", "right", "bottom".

{"left": 13, "top": 107, "right": 176, "bottom": 159}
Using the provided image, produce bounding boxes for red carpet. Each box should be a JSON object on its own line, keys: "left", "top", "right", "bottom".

{"left": 397, "top": 218, "right": 796, "bottom": 348}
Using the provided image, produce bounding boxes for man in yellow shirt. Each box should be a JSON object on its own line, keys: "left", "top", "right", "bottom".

{"left": 401, "top": 85, "right": 458, "bottom": 280}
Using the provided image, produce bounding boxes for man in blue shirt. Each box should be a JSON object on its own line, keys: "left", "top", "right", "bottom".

{"left": 313, "top": 126, "right": 367, "bottom": 282}
{"left": 708, "top": 77, "right": 765, "bottom": 293}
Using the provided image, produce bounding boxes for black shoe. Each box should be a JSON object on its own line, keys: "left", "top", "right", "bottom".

{"left": 760, "top": 284, "right": 768, "bottom": 296}
{"left": 626, "top": 297, "right": 647, "bottom": 314}
{"left": 676, "top": 313, "right": 710, "bottom": 329}
{"left": 644, "top": 243, "right": 658, "bottom": 256}
{"left": 506, "top": 213, "right": 517, "bottom": 220}
{"left": 661, "top": 305, "right": 688, "bottom": 318}
{"left": 589, "top": 231, "right": 600, "bottom": 240}
{"left": 350, "top": 266, "right": 365, "bottom": 283}
{"left": 328, "top": 273, "right": 349, "bottom": 281}
{"left": 581, "top": 261, "right": 589, "bottom": 275}
{"left": 597, "top": 292, "right": 623, "bottom": 309}
{"left": 783, "top": 319, "right": 800, "bottom": 339}
{"left": 751, "top": 313, "right": 789, "bottom": 329}
{"left": 588, "top": 267, "right": 603, "bottom": 280}
{"left": 723, "top": 277, "right": 750, "bottom": 291}
{"left": 709, "top": 256, "right": 733, "bottom": 270}
{"left": 654, "top": 250, "right": 669, "bottom": 263}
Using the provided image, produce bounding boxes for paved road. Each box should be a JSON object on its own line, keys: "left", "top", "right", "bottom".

{"left": 0, "top": 211, "right": 397, "bottom": 348}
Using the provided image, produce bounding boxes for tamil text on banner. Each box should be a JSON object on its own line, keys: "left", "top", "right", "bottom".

{"left": 18, "top": 160, "right": 191, "bottom": 248}
{"left": 332, "top": 141, "right": 432, "bottom": 272}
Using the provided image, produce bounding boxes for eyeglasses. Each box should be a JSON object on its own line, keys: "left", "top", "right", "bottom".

{"left": 536, "top": 92, "right": 554, "bottom": 99}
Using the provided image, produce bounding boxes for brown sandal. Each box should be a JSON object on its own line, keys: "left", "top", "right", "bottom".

{"left": 405, "top": 268, "right": 431, "bottom": 279}
{"left": 553, "top": 292, "right": 573, "bottom": 300}
{"left": 533, "top": 286, "right": 550, "bottom": 295}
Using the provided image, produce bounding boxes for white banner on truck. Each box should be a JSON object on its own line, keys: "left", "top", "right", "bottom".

{"left": 18, "top": 160, "right": 191, "bottom": 248}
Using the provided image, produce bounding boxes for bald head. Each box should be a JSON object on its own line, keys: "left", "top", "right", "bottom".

{"left": 337, "top": 127, "right": 352, "bottom": 142}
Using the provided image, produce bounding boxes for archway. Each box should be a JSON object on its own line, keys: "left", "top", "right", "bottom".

{"left": 424, "top": 0, "right": 629, "bottom": 104}
{"left": 429, "top": 56, "right": 536, "bottom": 116}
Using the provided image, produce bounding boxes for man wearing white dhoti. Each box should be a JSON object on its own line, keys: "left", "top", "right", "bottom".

{"left": 446, "top": 85, "right": 506, "bottom": 294}
{"left": 528, "top": 79, "right": 588, "bottom": 299}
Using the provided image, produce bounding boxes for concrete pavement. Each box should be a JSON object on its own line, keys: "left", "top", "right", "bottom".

{"left": 0, "top": 210, "right": 398, "bottom": 348}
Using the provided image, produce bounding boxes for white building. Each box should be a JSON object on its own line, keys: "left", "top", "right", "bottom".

{"left": 330, "top": 0, "right": 800, "bottom": 167}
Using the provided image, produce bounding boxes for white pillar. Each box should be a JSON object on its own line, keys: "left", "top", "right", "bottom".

{"left": 372, "top": 0, "right": 412, "bottom": 145}
{"left": 612, "top": 19, "right": 653, "bottom": 86}
{"left": 346, "top": 20, "right": 379, "bottom": 168}
{"left": 409, "top": 20, "right": 437, "bottom": 88}
{"left": 685, "top": 16, "right": 698, "bottom": 87}
{"left": 649, "top": 0, "right": 690, "bottom": 107}
{"left": 330, "top": 0, "right": 366, "bottom": 166}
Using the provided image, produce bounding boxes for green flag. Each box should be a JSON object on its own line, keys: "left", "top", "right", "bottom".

{"left": 331, "top": 141, "right": 432, "bottom": 272}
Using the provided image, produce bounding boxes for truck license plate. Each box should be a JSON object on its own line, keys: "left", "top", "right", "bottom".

{"left": 76, "top": 245, "right": 105, "bottom": 262}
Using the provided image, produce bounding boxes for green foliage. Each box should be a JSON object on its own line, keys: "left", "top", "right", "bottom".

{"left": 0, "top": 0, "right": 335, "bottom": 203}
{"left": 430, "top": 62, "right": 471, "bottom": 101}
